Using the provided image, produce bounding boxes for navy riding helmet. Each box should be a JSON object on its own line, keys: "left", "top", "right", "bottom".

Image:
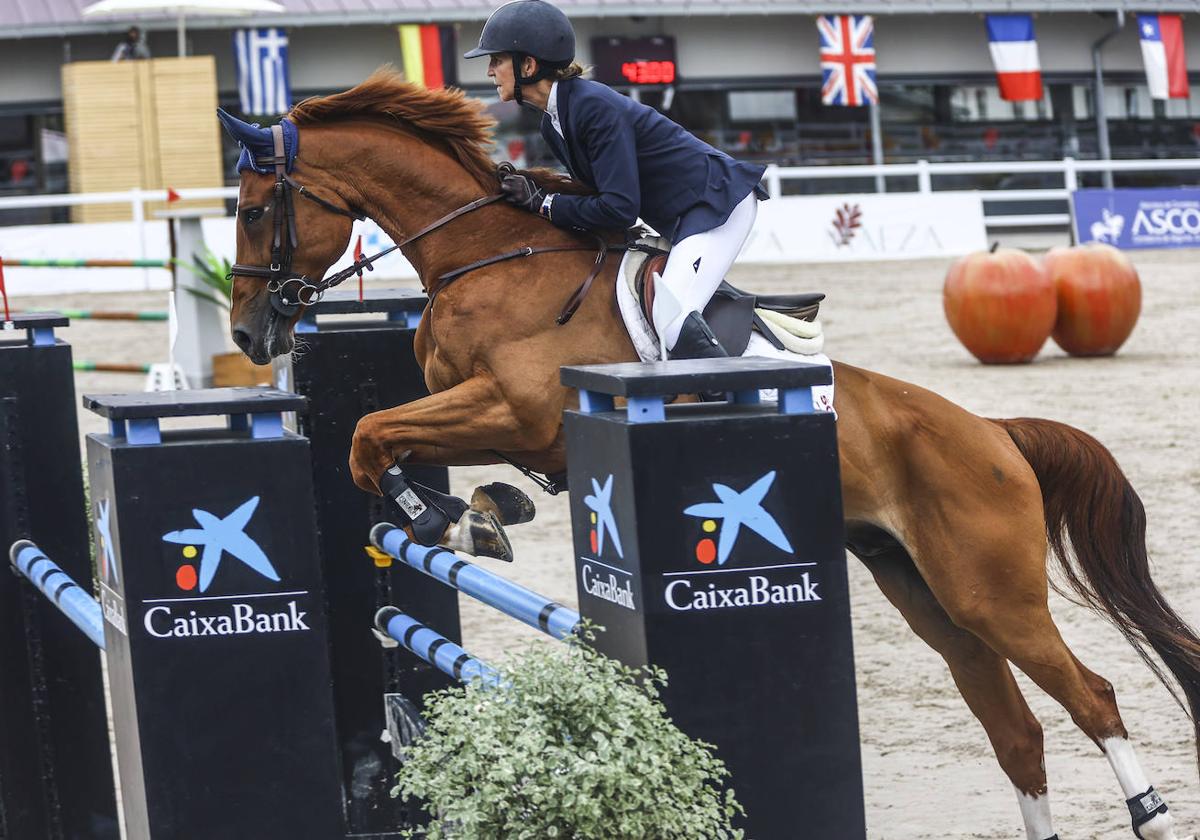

{"left": 464, "top": 0, "right": 575, "bottom": 102}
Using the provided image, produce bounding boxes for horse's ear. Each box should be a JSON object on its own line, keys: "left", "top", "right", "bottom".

{"left": 216, "top": 108, "right": 273, "bottom": 157}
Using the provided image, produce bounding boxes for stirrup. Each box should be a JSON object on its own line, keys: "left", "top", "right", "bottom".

{"left": 667, "top": 310, "right": 728, "bottom": 361}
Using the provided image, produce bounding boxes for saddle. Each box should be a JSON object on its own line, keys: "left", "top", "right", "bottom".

{"left": 630, "top": 236, "right": 825, "bottom": 357}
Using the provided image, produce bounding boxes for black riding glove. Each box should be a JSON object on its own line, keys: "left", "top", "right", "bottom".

{"left": 498, "top": 166, "right": 550, "bottom": 216}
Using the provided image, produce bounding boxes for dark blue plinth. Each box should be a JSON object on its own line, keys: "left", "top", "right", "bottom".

{"left": 562, "top": 358, "right": 865, "bottom": 840}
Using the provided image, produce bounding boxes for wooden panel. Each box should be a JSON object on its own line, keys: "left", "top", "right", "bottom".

{"left": 147, "top": 57, "right": 223, "bottom": 218}
{"left": 62, "top": 61, "right": 141, "bottom": 222}
{"left": 61, "top": 58, "right": 224, "bottom": 223}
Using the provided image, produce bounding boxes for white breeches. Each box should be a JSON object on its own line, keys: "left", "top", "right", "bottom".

{"left": 652, "top": 190, "right": 759, "bottom": 350}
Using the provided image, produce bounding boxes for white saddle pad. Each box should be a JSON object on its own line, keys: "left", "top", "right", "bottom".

{"left": 615, "top": 245, "right": 835, "bottom": 412}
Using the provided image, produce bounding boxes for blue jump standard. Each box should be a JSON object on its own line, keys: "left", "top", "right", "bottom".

{"left": 375, "top": 607, "right": 500, "bottom": 687}
{"left": 9, "top": 540, "right": 105, "bottom": 650}
{"left": 371, "top": 523, "right": 581, "bottom": 641}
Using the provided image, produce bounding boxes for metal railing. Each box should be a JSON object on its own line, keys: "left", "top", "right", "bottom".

{"left": 0, "top": 187, "right": 237, "bottom": 265}
{"left": 2, "top": 158, "right": 1200, "bottom": 244}
{"left": 766, "top": 156, "right": 1200, "bottom": 228}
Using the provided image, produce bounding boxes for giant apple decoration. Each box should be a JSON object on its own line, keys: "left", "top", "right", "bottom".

{"left": 1042, "top": 243, "right": 1141, "bottom": 357}
{"left": 943, "top": 246, "right": 1057, "bottom": 364}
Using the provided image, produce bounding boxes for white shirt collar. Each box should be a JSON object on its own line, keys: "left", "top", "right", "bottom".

{"left": 545, "top": 81, "right": 563, "bottom": 138}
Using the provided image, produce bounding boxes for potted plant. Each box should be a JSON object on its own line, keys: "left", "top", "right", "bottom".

{"left": 393, "top": 627, "right": 744, "bottom": 839}
{"left": 178, "top": 249, "right": 272, "bottom": 386}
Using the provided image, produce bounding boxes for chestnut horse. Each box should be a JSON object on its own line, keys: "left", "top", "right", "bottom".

{"left": 223, "top": 71, "right": 1198, "bottom": 839}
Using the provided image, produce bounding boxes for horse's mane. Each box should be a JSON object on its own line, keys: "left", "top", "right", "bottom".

{"left": 288, "top": 67, "right": 593, "bottom": 197}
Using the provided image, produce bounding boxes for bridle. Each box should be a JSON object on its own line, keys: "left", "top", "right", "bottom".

{"left": 231, "top": 124, "right": 630, "bottom": 324}
{"left": 231, "top": 124, "right": 509, "bottom": 317}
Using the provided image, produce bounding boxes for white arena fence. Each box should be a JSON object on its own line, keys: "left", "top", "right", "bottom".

{"left": 1, "top": 158, "right": 1198, "bottom": 293}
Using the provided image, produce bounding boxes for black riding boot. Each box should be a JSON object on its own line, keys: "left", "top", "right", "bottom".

{"left": 667, "top": 310, "right": 729, "bottom": 360}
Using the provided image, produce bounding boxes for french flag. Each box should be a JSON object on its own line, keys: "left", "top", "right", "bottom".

{"left": 985, "top": 14, "right": 1043, "bottom": 101}
{"left": 1138, "top": 14, "right": 1189, "bottom": 100}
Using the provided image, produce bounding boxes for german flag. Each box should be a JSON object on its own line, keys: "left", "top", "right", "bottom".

{"left": 399, "top": 24, "right": 457, "bottom": 89}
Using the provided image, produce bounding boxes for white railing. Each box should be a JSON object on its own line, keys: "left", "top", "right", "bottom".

{"left": 765, "top": 157, "right": 1200, "bottom": 228}
{"left": 3, "top": 157, "right": 1200, "bottom": 240}
{"left": 0, "top": 187, "right": 239, "bottom": 265}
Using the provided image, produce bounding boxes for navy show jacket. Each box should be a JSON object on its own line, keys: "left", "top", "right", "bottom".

{"left": 540, "top": 77, "right": 767, "bottom": 244}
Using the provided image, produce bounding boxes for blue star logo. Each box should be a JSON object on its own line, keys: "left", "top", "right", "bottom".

{"left": 95, "top": 498, "right": 118, "bottom": 585}
{"left": 161, "top": 496, "right": 279, "bottom": 592}
{"left": 684, "top": 471, "right": 793, "bottom": 565}
{"left": 583, "top": 474, "right": 623, "bottom": 559}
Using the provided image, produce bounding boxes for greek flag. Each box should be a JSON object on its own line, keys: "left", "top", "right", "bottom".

{"left": 234, "top": 28, "right": 291, "bottom": 116}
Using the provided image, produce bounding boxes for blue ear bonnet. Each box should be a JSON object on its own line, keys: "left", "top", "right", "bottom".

{"left": 216, "top": 108, "right": 298, "bottom": 175}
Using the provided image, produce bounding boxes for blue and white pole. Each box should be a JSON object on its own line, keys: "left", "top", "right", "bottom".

{"left": 371, "top": 523, "right": 581, "bottom": 641}
{"left": 374, "top": 606, "right": 500, "bottom": 687}
{"left": 9, "top": 540, "right": 105, "bottom": 650}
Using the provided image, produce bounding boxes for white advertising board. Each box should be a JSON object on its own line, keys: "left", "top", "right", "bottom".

{"left": 740, "top": 192, "right": 987, "bottom": 263}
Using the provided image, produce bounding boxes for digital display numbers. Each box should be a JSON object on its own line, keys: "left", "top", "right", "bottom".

{"left": 591, "top": 36, "right": 678, "bottom": 86}
{"left": 621, "top": 60, "right": 676, "bottom": 85}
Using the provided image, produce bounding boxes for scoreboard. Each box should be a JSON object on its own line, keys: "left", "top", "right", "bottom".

{"left": 590, "top": 36, "right": 677, "bottom": 86}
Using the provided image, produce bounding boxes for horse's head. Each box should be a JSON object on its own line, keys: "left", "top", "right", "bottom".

{"left": 218, "top": 110, "right": 359, "bottom": 363}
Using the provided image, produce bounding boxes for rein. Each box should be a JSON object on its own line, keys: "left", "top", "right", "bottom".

{"left": 232, "top": 123, "right": 620, "bottom": 324}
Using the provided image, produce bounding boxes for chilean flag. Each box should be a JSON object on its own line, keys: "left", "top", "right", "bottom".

{"left": 1138, "top": 14, "right": 1189, "bottom": 100}
{"left": 985, "top": 14, "right": 1043, "bottom": 101}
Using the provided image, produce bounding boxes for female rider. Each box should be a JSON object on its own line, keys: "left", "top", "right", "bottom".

{"left": 465, "top": 0, "right": 768, "bottom": 360}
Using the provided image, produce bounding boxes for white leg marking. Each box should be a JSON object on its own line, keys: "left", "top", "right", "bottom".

{"left": 1014, "top": 786, "right": 1055, "bottom": 840}
{"left": 1103, "top": 737, "right": 1179, "bottom": 840}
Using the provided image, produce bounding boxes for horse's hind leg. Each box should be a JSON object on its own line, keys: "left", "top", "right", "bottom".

{"left": 916, "top": 516, "right": 1187, "bottom": 840}
{"left": 852, "top": 528, "right": 1056, "bottom": 840}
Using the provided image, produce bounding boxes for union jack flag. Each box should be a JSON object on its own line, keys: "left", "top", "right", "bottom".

{"left": 818, "top": 15, "right": 878, "bottom": 107}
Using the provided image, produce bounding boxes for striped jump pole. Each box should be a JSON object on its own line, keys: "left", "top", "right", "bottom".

{"left": 1, "top": 258, "right": 170, "bottom": 269}
{"left": 8, "top": 540, "right": 105, "bottom": 650}
{"left": 370, "top": 522, "right": 581, "bottom": 641}
{"left": 374, "top": 607, "right": 500, "bottom": 687}
{"left": 73, "top": 361, "right": 153, "bottom": 374}
{"left": 20, "top": 309, "right": 169, "bottom": 322}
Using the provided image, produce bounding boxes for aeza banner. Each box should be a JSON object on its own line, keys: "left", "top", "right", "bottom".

{"left": 741, "top": 193, "right": 987, "bottom": 263}
{"left": 1073, "top": 187, "right": 1200, "bottom": 249}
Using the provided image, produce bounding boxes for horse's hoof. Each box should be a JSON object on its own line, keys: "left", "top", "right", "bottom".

{"left": 442, "top": 509, "right": 514, "bottom": 563}
{"left": 470, "top": 482, "right": 536, "bottom": 526}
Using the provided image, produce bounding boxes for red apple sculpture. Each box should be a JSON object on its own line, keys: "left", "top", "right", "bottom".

{"left": 1042, "top": 243, "right": 1142, "bottom": 357}
{"left": 943, "top": 246, "right": 1057, "bottom": 364}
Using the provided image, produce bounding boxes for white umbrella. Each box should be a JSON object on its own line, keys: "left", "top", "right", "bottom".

{"left": 83, "top": 0, "right": 285, "bottom": 58}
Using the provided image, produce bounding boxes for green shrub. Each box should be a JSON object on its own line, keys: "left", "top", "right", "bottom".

{"left": 395, "top": 628, "right": 743, "bottom": 839}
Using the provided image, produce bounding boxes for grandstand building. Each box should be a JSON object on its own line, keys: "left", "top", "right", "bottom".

{"left": 2, "top": 1, "right": 1199, "bottom": 221}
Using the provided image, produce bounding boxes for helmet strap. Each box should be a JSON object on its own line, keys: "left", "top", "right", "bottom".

{"left": 512, "top": 52, "right": 528, "bottom": 106}
{"left": 512, "top": 53, "right": 564, "bottom": 109}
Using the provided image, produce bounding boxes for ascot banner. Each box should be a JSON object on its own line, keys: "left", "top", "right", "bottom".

{"left": 741, "top": 192, "right": 987, "bottom": 263}
{"left": 1073, "top": 187, "right": 1200, "bottom": 249}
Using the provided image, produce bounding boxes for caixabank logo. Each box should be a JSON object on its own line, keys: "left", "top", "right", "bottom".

{"left": 142, "top": 496, "right": 312, "bottom": 640}
{"left": 665, "top": 470, "right": 821, "bottom": 612}
{"left": 578, "top": 474, "right": 636, "bottom": 611}
{"left": 95, "top": 497, "right": 128, "bottom": 636}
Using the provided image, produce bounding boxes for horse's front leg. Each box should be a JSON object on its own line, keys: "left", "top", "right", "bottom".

{"left": 349, "top": 375, "right": 554, "bottom": 560}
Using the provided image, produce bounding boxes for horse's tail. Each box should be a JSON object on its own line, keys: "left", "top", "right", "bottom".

{"left": 998, "top": 416, "right": 1200, "bottom": 766}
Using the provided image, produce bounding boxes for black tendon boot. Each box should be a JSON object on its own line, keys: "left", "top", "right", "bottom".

{"left": 378, "top": 464, "right": 515, "bottom": 562}
{"left": 377, "top": 464, "right": 452, "bottom": 547}
{"left": 667, "top": 310, "right": 729, "bottom": 361}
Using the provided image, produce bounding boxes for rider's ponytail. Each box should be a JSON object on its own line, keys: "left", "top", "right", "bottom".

{"left": 553, "top": 62, "right": 587, "bottom": 81}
